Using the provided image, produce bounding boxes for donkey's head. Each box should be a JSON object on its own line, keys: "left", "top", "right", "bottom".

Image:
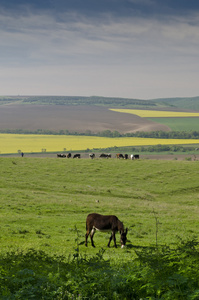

{"left": 120, "top": 228, "right": 128, "bottom": 248}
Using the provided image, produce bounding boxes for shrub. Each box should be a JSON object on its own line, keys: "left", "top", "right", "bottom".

{"left": 0, "top": 238, "right": 199, "bottom": 299}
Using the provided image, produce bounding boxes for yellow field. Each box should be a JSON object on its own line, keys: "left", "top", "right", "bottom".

{"left": 109, "top": 109, "right": 199, "bottom": 118}
{"left": 0, "top": 134, "right": 199, "bottom": 154}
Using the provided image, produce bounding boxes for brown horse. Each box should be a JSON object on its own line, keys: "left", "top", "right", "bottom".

{"left": 85, "top": 213, "right": 128, "bottom": 248}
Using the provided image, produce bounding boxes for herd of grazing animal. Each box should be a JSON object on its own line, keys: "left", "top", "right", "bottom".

{"left": 57, "top": 152, "right": 139, "bottom": 159}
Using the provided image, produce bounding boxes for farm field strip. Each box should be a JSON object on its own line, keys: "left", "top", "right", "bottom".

{"left": 147, "top": 117, "right": 199, "bottom": 131}
{"left": 110, "top": 108, "right": 199, "bottom": 118}
{"left": 1, "top": 133, "right": 199, "bottom": 154}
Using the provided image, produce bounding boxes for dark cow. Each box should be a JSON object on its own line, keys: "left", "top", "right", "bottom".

{"left": 99, "top": 153, "right": 107, "bottom": 158}
{"left": 124, "top": 154, "right": 128, "bottom": 159}
{"left": 116, "top": 153, "right": 124, "bottom": 159}
{"left": 73, "top": 154, "right": 81, "bottom": 158}
{"left": 130, "top": 154, "right": 139, "bottom": 160}
{"left": 57, "top": 153, "right": 66, "bottom": 158}
{"left": 67, "top": 153, "right": 71, "bottom": 158}
{"left": 89, "top": 153, "right": 95, "bottom": 159}
{"left": 85, "top": 213, "right": 128, "bottom": 248}
{"left": 99, "top": 153, "right": 111, "bottom": 158}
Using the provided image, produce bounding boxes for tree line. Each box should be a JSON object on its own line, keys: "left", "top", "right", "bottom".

{"left": 0, "top": 128, "right": 199, "bottom": 139}
{"left": 98, "top": 144, "right": 198, "bottom": 153}
{"left": 22, "top": 95, "right": 156, "bottom": 107}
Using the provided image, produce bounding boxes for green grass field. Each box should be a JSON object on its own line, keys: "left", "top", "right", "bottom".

{"left": 1, "top": 157, "right": 198, "bottom": 259}
{"left": 1, "top": 157, "right": 199, "bottom": 299}
{"left": 148, "top": 117, "right": 199, "bottom": 131}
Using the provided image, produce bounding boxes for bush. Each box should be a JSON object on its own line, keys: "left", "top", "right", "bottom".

{"left": 0, "top": 239, "right": 199, "bottom": 299}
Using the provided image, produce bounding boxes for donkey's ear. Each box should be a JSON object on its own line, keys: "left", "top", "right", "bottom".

{"left": 125, "top": 228, "right": 128, "bottom": 234}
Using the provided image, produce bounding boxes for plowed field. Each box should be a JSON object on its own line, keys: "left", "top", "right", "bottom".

{"left": 0, "top": 104, "right": 170, "bottom": 133}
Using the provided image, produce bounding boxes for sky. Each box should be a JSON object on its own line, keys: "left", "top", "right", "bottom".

{"left": 1, "top": 0, "right": 199, "bottom": 99}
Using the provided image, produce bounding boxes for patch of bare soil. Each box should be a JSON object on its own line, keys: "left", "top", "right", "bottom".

{"left": 0, "top": 104, "right": 170, "bottom": 133}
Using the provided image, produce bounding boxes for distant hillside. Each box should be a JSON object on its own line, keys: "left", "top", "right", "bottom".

{"left": 0, "top": 95, "right": 199, "bottom": 111}
{"left": 152, "top": 96, "right": 199, "bottom": 111}
{"left": 0, "top": 95, "right": 160, "bottom": 108}
{"left": 21, "top": 96, "right": 157, "bottom": 108}
{"left": 0, "top": 95, "right": 199, "bottom": 135}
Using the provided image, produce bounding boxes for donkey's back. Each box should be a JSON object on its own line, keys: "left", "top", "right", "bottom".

{"left": 86, "top": 213, "right": 120, "bottom": 231}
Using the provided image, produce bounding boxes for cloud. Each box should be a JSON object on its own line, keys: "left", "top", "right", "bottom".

{"left": 2, "top": 10, "right": 199, "bottom": 63}
{"left": 1, "top": 1, "right": 199, "bottom": 98}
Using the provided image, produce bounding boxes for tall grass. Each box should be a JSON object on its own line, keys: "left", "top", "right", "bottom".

{"left": 1, "top": 238, "right": 199, "bottom": 299}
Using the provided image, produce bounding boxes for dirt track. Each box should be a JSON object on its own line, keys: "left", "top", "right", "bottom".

{"left": 3, "top": 152, "right": 198, "bottom": 161}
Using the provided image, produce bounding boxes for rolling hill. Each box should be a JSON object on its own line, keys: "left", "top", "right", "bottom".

{"left": 0, "top": 95, "right": 199, "bottom": 134}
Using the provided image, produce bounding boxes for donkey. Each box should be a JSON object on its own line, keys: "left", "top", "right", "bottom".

{"left": 85, "top": 213, "right": 128, "bottom": 248}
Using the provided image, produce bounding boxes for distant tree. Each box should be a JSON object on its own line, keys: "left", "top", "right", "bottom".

{"left": 112, "top": 131, "right": 121, "bottom": 137}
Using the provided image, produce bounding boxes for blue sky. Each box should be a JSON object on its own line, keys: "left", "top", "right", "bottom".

{"left": 1, "top": 0, "right": 199, "bottom": 99}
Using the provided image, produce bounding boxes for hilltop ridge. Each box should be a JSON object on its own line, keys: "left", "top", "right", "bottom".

{"left": 1, "top": 95, "right": 199, "bottom": 111}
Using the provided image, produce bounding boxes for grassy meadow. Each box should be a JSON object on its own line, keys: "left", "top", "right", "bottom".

{"left": 1, "top": 157, "right": 198, "bottom": 258}
{"left": 1, "top": 133, "right": 199, "bottom": 154}
{"left": 148, "top": 117, "right": 199, "bottom": 131}
{"left": 1, "top": 157, "right": 199, "bottom": 299}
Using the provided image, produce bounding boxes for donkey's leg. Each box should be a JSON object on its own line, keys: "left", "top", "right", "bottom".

{"left": 108, "top": 231, "right": 117, "bottom": 248}
{"left": 113, "top": 232, "right": 117, "bottom": 248}
{"left": 108, "top": 231, "right": 114, "bottom": 247}
{"left": 85, "top": 228, "right": 91, "bottom": 247}
{"left": 90, "top": 228, "right": 96, "bottom": 247}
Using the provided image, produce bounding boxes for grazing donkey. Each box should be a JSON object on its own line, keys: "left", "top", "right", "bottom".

{"left": 85, "top": 213, "right": 128, "bottom": 248}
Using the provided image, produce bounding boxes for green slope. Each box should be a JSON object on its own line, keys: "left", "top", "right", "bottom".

{"left": 152, "top": 96, "right": 199, "bottom": 111}
{"left": 1, "top": 95, "right": 199, "bottom": 110}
